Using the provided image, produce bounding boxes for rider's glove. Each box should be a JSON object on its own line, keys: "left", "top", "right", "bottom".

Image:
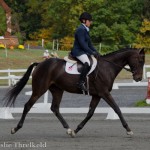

{"left": 92, "top": 51, "right": 99, "bottom": 57}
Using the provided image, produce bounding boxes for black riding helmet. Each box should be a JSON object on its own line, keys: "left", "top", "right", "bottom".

{"left": 79, "top": 12, "right": 92, "bottom": 22}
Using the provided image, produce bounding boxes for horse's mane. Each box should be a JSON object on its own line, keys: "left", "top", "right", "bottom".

{"left": 102, "top": 48, "right": 137, "bottom": 57}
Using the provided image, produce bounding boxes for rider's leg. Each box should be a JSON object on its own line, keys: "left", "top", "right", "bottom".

{"left": 76, "top": 54, "right": 90, "bottom": 91}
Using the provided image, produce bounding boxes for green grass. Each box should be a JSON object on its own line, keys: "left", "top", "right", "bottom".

{"left": 0, "top": 49, "right": 68, "bottom": 69}
{"left": 135, "top": 100, "right": 150, "bottom": 107}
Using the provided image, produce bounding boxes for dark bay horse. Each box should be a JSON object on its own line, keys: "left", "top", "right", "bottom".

{"left": 4, "top": 48, "right": 145, "bottom": 137}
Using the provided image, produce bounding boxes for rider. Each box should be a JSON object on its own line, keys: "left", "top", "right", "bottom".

{"left": 71, "top": 12, "right": 98, "bottom": 92}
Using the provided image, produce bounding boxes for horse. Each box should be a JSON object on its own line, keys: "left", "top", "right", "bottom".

{"left": 3, "top": 48, "right": 145, "bottom": 137}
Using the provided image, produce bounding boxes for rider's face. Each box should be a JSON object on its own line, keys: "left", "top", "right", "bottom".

{"left": 85, "top": 20, "right": 92, "bottom": 27}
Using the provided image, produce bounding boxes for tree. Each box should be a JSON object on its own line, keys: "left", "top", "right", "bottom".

{"left": 0, "top": 6, "right": 6, "bottom": 35}
{"left": 143, "top": 0, "right": 150, "bottom": 20}
{"left": 91, "top": 0, "right": 143, "bottom": 52}
{"left": 45, "top": 0, "right": 83, "bottom": 39}
{"left": 1, "top": 0, "right": 146, "bottom": 53}
{"left": 134, "top": 19, "right": 150, "bottom": 49}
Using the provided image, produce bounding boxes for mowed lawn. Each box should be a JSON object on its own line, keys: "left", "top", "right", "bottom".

{"left": 0, "top": 49, "right": 68, "bottom": 69}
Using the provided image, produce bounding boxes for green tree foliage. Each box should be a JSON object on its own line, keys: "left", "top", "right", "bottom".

{"left": 91, "top": 0, "right": 143, "bottom": 52}
{"left": 46, "top": 0, "right": 103, "bottom": 39}
{"left": 134, "top": 19, "right": 150, "bottom": 49}
{"left": 134, "top": 0, "right": 150, "bottom": 50}
{"left": 5, "top": 0, "right": 43, "bottom": 39}
{"left": 1, "top": 0, "right": 149, "bottom": 52}
{"left": 143, "top": 0, "right": 150, "bottom": 20}
{"left": 0, "top": 6, "right": 6, "bottom": 35}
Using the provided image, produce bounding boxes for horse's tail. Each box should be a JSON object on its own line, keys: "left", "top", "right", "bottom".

{"left": 3, "top": 62, "right": 39, "bottom": 107}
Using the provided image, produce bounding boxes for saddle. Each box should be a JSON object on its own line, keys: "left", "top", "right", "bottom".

{"left": 64, "top": 53, "right": 97, "bottom": 75}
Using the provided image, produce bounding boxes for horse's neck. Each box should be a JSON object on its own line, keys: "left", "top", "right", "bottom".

{"left": 110, "top": 52, "right": 128, "bottom": 67}
{"left": 103, "top": 51, "right": 129, "bottom": 79}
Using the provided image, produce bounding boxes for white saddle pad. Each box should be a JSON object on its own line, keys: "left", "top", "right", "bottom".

{"left": 64, "top": 56, "right": 97, "bottom": 75}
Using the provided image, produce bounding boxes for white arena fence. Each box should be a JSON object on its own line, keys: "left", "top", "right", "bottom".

{"left": 0, "top": 65, "right": 150, "bottom": 86}
{"left": 0, "top": 69, "right": 32, "bottom": 86}
{"left": 143, "top": 65, "right": 150, "bottom": 79}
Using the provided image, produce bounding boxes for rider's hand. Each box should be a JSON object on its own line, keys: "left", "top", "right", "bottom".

{"left": 92, "top": 51, "right": 99, "bottom": 57}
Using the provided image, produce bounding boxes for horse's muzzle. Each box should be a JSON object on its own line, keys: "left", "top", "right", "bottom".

{"left": 133, "top": 76, "right": 142, "bottom": 82}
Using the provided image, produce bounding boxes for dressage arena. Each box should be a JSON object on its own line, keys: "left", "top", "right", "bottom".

{"left": 1, "top": 114, "right": 150, "bottom": 150}
{"left": 0, "top": 85, "right": 150, "bottom": 150}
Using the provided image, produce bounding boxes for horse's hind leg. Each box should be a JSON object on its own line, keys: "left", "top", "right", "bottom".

{"left": 11, "top": 94, "right": 40, "bottom": 134}
{"left": 49, "top": 85, "right": 72, "bottom": 136}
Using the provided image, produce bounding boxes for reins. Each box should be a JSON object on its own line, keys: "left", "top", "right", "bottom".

{"left": 100, "top": 57, "right": 132, "bottom": 73}
{"left": 94, "top": 54, "right": 132, "bottom": 80}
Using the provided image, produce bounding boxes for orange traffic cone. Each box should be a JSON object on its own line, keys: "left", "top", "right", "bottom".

{"left": 146, "top": 72, "right": 150, "bottom": 104}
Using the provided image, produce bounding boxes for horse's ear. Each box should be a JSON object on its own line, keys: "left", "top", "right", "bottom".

{"left": 139, "top": 48, "right": 145, "bottom": 55}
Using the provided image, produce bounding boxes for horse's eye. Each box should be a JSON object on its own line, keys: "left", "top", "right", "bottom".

{"left": 139, "top": 58, "right": 143, "bottom": 63}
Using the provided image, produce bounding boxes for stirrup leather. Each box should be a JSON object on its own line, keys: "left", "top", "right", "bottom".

{"left": 77, "top": 81, "right": 88, "bottom": 92}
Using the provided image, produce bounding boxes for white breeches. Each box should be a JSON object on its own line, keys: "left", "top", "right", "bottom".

{"left": 76, "top": 54, "right": 90, "bottom": 66}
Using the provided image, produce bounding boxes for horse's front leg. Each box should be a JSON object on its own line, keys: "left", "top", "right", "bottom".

{"left": 102, "top": 92, "right": 133, "bottom": 135}
{"left": 74, "top": 95, "right": 100, "bottom": 136}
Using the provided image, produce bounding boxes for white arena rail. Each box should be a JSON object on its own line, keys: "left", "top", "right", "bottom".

{"left": 3, "top": 107, "right": 150, "bottom": 114}
{"left": 143, "top": 65, "right": 150, "bottom": 79}
{"left": 0, "top": 69, "right": 31, "bottom": 86}
{"left": 1, "top": 107, "right": 150, "bottom": 120}
{"left": 0, "top": 65, "right": 150, "bottom": 86}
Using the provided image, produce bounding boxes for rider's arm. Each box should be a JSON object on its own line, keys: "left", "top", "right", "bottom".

{"left": 76, "top": 28, "right": 94, "bottom": 55}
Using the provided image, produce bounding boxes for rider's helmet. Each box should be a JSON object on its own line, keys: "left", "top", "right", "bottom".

{"left": 79, "top": 12, "right": 92, "bottom": 22}
{"left": 45, "top": 50, "right": 49, "bottom": 53}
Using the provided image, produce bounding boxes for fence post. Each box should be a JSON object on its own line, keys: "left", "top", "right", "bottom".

{"left": 8, "top": 68, "right": 11, "bottom": 86}
{"left": 106, "top": 108, "right": 119, "bottom": 120}
{"left": 0, "top": 107, "right": 14, "bottom": 119}
{"left": 5, "top": 44, "right": 7, "bottom": 58}
{"left": 143, "top": 65, "right": 146, "bottom": 79}
{"left": 146, "top": 72, "right": 150, "bottom": 104}
{"left": 42, "top": 39, "right": 44, "bottom": 47}
{"left": 44, "top": 91, "right": 48, "bottom": 104}
{"left": 53, "top": 40, "right": 55, "bottom": 50}
{"left": 56, "top": 39, "right": 59, "bottom": 50}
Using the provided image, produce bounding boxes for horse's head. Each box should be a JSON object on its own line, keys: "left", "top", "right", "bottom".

{"left": 127, "top": 48, "right": 145, "bottom": 82}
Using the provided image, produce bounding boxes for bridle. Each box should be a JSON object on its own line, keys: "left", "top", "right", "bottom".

{"left": 94, "top": 54, "right": 133, "bottom": 80}
{"left": 100, "top": 57, "right": 132, "bottom": 73}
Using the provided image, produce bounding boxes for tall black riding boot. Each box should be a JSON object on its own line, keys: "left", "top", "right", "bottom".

{"left": 78, "top": 62, "right": 90, "bottom": 92}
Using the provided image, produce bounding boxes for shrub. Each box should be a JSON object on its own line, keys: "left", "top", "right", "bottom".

{"left": 9, "top": 46, "right": 14, "bottom": 50}
{"left": 44, "top": 41, "right": 53, "bottom": 49}
{"left": 0, "top": 43, "right": 5, "bottom": 49}
{"left": 18, "top": 45, "right": 25, "bottom": 49}
{"left": 135, "top": 100, "right": 150, "bottom": 107}
{"left": 60, "top": 36, "right": 74, "bottom": 51}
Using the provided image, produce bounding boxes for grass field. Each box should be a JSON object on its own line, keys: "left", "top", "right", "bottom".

{"left": 0, "top": 49, "right": 150, "bottom": 85}
{"left": 0, "top": 49, "right": 68, "bottom": 69}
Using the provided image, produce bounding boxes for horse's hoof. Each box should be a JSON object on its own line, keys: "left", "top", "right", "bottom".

{"left": 66, "top": 128, "right": 72, "bottom": 135}
{"left": 71, "top": 130, "right": 76, "bottom": 138}
{"left": 11, "top": 128, "right": 16, "bottom": 134}
{"left": 66, "top": 129, "right": 76, "bottom": 138}
{"left": 127, "top": 131, "right": 134, "bottom": 136}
